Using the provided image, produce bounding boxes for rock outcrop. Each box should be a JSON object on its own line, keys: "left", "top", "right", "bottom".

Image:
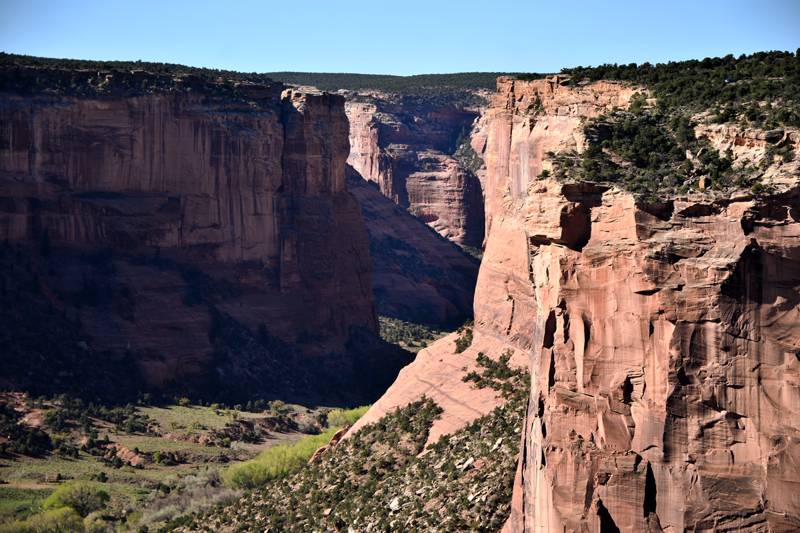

{"left": 345, "top": 94, "right": 486, "bottom": 247}
{"left": 0, "top": 65, "right": 408, "bottom": 404}
{"left": 345, "top": 328, "right": 526, "bottom": 446}
{"left": 347, "top": 168, "right": 478, "bottom": 326}
{"left": 478, "top": 77, "right": 800, "bottom": 532}
{"left": 695, "top": 122, "right": 800, "bottom": 189}
{"left": 358, "top": 74, "right": 800, "bottom": 532}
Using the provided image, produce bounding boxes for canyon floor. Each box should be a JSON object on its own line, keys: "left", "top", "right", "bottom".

{"left": 0, "top": 320, "right": 451, "bottom": 531}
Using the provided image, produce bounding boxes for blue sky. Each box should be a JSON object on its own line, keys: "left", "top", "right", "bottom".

{"left": 1, "top": 0, "right": 798, "bottom": 75}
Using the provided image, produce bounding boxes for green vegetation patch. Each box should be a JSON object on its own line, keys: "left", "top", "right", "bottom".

{"left": 325, "top": 406, "right": 370, "bottom": 428}
{"left": 42, "top": 481, "right": 109, "bottom": 517}
{"left": 0, "top": 507, "right": 84, "bottom": 533}
{"left": 378, "top": 316, "right": 445, "bottom": 352}
{"left": 265, "top": 71, "right": 513, "bottom": 92}
{"left": 139, "top": 405, "right": 233, "bottom": 433}
{"left": 0, "top": 52, "right": 280, "bottom": 101}
{"left": 223, "top": 426, "right": 342, "bottom": 489}
{"left": 223, "top": 405, "right": 368, "bottom": 489}
{"left": 549, "top": 102, "right": 739, "bottom": 198}
{"left": 454, "top": 320, "right": 474, "bottom": 353}
{"left": 182, "top": 352, "right": 529, "bottom": 532}
{"left": 0, "top": 402, "right": 52, "bottom": 458}
{"left": 0, "top": 486, "right": 52, "bottom": 523}
{"left": 523, "top": 50, "right": 800, "bottom": 198}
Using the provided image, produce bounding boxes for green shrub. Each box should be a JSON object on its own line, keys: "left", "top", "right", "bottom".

{"left": 0, "top": 507, "right": 84, "bottom": 533}
{"left": 223, "top": 427, "right": 341, "bottom": 489}
{"left": 454, "top": 320, "right": 474, "bottom": 354}
{"left": 378, "top": 316, "right": 444, "bottom": 351}
{"left": 43, "top": 481, "right": 109, "bottom": 517}
{"left": 83, "top": 511, "right": 113, "bottom": 533}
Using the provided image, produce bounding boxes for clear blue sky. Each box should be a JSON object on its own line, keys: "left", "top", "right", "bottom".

{"left": 1, "top": 0, "right": 798, "bottom": 75}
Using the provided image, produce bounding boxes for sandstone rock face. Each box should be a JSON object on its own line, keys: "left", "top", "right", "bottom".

{"left": 481, "top": 76, "right": 637, "bottom": 230}
{"left": 345, "top": 94, "right": 486, "bottom": 246}
{"left": 0, "top": 67, "right": 405, "bottom": 403}
{"left": 476, "top": 77, "right": 800, "bottom": 532}
{"left": 347, "top": 169, "right": 478, "bottom": 326}
{"left": 346, "top": 329, "right": 527, "bottom": 446}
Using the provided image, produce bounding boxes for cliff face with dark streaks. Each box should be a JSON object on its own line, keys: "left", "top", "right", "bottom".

{"left": 0, "top": 65, "right": 408, "bottom": 404}
{"left": 481, "top": 77, "right": 800, "bottom": 533}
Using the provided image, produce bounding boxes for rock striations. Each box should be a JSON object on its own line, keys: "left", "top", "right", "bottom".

{"left": 0, "top": 65, "right": 408, "bottom": 404}
{"left": 345, "top": 94, "right": 486, "bottom": 247}
{"left": 360, "top": 75, "right": 800, "bottom": 531}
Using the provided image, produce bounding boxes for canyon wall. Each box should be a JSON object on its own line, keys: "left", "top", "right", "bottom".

{"left": 478, "top": 77, "right": 800, "bottom": 532}
{"left": 0, "top": 66, "right": 408, "bottom": 404}
{"left": 355, "top": 74, "right": 800, "bottom": 531}
{"left": 347, "top": 169, "right": 478, "bottom": 327}
{"left": 345, "top": 94, "right": 486, "bottom": 247}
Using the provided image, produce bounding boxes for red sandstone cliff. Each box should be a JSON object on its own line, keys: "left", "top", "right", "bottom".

{"left": 487, "top": 77, "right": 800, "bottom": 533}
{"left": 345, "top": 93, "right": 486, "bottom": 247}
{"left": 356, "top": 76, "right": 800, "bottom": 531}
{"left": 0, "top": 65, "right": 407, "bottom": 403}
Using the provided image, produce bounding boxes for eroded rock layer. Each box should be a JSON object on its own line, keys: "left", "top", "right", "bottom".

{"left": 0, "top": 66, "right": 407, "bottom": 404}
{"left": 345, "top": 94, "right": 486, "bottom": 247}
{"left": 476, "top": 77, "right": 800, "bottom": 532}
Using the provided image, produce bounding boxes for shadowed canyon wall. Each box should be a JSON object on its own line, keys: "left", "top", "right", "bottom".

{"left": 347, "top": 168, "right": 478, "bottom": 327}
{"left": 0, "top": 65, "right": 409, "bottom": 404}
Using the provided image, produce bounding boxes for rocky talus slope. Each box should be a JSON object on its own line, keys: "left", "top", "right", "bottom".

{"left": 0, "top": 64, "right": 408, "bottom": 403}
{"left": 480, "top": 77, "right": 800, "bottom": 532}
{"left": 345, "top": 93, "right": 486, "bottom": 247}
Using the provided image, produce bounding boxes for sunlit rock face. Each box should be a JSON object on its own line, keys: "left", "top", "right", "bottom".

{"left": 345, "top": 94, "right": 486, "bottom": 247}
{"left": 478, "top": 77, "right": 800, "bottom": 533}
{"left": 0, "top": 66, "right": 407, "bottom": 404}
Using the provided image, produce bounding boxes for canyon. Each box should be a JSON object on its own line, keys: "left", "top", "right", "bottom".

{"left": 346, "top": 169, "right": 478, "bottom": 327}
{"left": 345, "top": 91, "right": 486, "bottom": 248}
